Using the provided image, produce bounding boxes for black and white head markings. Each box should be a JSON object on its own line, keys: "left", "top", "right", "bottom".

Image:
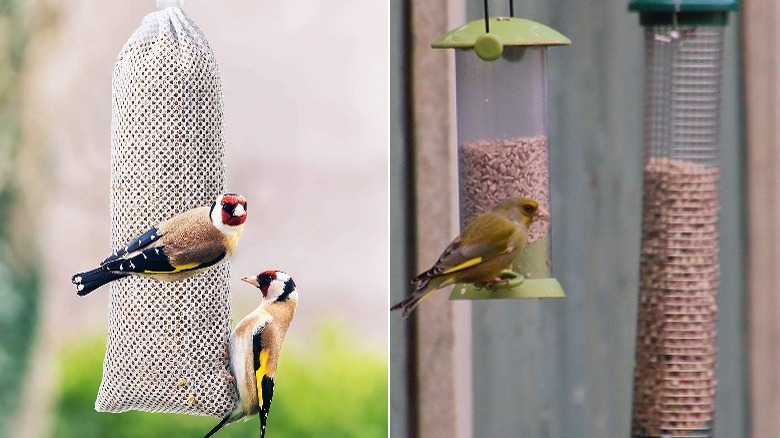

{"left": 210, "top": 192, "right": 248, "bottom": 230}
{"left": 242, "top": 270, "right": 296, "bottom": 302}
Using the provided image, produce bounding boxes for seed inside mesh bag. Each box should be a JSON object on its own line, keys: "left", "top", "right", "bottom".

{"left": 100, "top": 7, "right": 236, "bottom": 417}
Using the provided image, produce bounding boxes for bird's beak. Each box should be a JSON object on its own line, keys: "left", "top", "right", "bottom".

{"left": 233, "top": 203, "right": 246, "bottom": 217}
{"left": 241, "top": 276, "right": 259, "bottom": 287}
{"left": 536, "top": 208, "right": 550, "bottom": 222}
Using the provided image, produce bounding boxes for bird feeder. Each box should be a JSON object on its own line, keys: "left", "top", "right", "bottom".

{"left": 98, "top": 2, "right": 236, "bottom": 417}
{"left": 432, "top": 11, "right": 569, "bottom": 300}
{"left": 628, "top": 1, "right": 737, "bottom": 436}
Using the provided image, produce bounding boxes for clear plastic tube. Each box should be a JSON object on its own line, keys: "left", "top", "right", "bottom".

{"left": 455, "top": 46, "right": 553, "bottom": 281}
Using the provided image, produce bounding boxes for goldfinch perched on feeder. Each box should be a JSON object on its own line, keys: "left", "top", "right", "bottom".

{"left": 203, "top": 270, "right": 299, "bottom": 438}
{"left": 391, "top": 197, "right": 547, "bottom": 318}
{"left": 71, "top": 193, "right": 248, "bottom": 296}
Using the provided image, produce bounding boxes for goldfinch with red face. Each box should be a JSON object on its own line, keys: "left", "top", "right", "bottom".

{"left": 204, "top": 270, "right": 298, "bottom": 438}
{"left": 391, "top": 197, "right": 547, "bottom": 318}
{"left": 71, "top": 193, "right": 248, "bottom": 296}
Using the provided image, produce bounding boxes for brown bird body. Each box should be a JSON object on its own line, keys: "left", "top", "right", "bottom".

{"left": 228, "top": 292, "right": 296, "bottom": 417}
{"left": 146, "top": 206, "right": 243, "bottom": 281}
{"left": 72, "top": 193, "right": 247, "bottom": 295}
{"left": 204, "top": 270, "right": 298, "bottom": 438}
{"left": 391, "top": 197, "right": 546, "bottom": 318}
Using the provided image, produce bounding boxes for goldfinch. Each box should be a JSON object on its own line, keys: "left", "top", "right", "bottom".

{"left": 391, "top": 197, "right": 547, "bottom": 318}
{"left": 71, "top": 193, "right": 248, "bottom": 296}
{"left": 204, "top": 270, "right": 299, "bottom": 438}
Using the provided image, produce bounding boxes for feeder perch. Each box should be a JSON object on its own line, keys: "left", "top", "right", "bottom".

{"left": 432, "top": 15, "right": 569, "bottom": 301}
{"left": 98, "top": 5, "right": 236, "bottom": 417}
{"left": 628, "top": 0, "right": 737, "bottom": 436}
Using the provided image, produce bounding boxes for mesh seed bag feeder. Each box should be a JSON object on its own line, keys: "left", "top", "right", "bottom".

{"left": 432, "top": 7, "right": 569, "bottom": 300}
{"left": 628, "top": 1, "right": 737, "bottom": 436}
{"left": 97, "top": 2, "right": 236, "bottom": 416}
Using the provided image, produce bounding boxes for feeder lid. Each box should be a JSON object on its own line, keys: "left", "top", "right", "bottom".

{"left": 433, "top": 17, "right": 571, "bottom": 50}
{"left": 628, "top": 0, "right": 738, "bottom": 12}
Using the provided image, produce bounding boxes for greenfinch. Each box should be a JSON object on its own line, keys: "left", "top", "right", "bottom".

{"left": 391, "top": 197, "right": 547, "bottom": 318}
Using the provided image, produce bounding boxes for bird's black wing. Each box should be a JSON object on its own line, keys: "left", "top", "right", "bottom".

{"left": 253, "top": 326, "right": 274, "bottom": 438}
{"left": 101, "top": 246, "right": 226, "bottom": 275}
{"left": 102, "top": 227, "right": 163, "bottom": 264}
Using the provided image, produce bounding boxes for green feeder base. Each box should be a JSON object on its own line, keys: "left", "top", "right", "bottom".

{"left": 449, "top": 272, "right": 565, "bottom": 300}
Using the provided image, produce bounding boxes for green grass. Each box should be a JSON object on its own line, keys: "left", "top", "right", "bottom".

{"left": 53, "top": 323, "right": 387, "bottom": 438}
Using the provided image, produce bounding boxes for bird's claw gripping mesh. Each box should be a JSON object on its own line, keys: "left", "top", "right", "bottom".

{"left": 631, "top": 26, "right": 724, "bottom": 437}
{"left": 97, "top": 7, "right": 237, "bottom": 416}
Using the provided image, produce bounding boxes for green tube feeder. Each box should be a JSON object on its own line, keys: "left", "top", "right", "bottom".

{"left": 432, "top": 16, "right": 569, "bottom": 301}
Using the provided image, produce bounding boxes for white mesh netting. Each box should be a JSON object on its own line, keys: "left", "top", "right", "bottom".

{"left": 97, "top": 7, "right": 237, "bottom": 416}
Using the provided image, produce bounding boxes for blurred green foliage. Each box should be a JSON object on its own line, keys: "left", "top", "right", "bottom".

{"left": 0, "top": 1, "right": 43, "bottom": 435}
{"left": 53, "top": 323, "right": 388, "bottom": 438}
{"left": 0, "top": 260, "right": 40, "bottom": 435}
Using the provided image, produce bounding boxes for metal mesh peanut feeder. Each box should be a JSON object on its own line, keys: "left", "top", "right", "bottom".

{"left": 432, "top": 8, "right": 569, "bottom": 300}
{"left": 98, "top": 5, "right": 236, "bottom": 416}
{"left": 629, "top": 1, "right": 737, "bottom": 436}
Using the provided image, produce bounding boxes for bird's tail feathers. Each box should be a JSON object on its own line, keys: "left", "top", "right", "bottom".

{"left": 390, "top": 275, "right": 445, "bottom": 318}
{"left": 72, "top": 268, "right": 127, "bottom": 296}
{"left": 412, "top": 271, "right": 433, "bottom": 292}
{"left": 203, "top": 410, "right": 242, "bottom": 438}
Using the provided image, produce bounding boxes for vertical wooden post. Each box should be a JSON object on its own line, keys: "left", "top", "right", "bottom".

{"left": 743, "top": 2, "right": 780, "bottom": 436}
{"left": 410, "top": 0, "right": 460, "bottom": 436}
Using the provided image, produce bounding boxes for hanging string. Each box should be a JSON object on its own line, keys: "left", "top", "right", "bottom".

{"left": 484, "top": 0, "right": 490, "bottom": 32}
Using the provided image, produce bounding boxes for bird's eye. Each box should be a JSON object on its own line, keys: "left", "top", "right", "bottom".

{"left": 259, "top": 273, "right": 275, "bottom": 286}
{"left": 523, "top": 204, "right": 534, "bottom": 213}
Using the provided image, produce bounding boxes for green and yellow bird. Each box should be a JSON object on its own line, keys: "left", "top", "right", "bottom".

{"left": 391, "top": 197, "right": 547, "bottom": 318}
